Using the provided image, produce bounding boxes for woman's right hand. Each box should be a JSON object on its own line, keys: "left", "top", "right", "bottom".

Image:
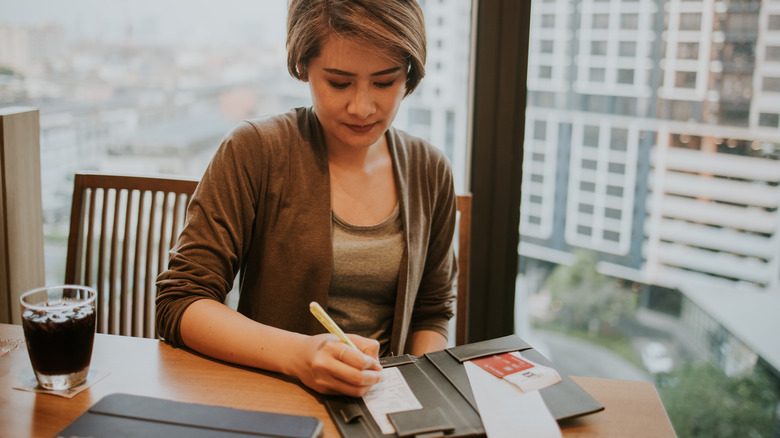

{"left": 292, "top": 333, "right": 382, "bottom": 397}
{"left": 179, "top": 300, "right": 382, "bottom": 397}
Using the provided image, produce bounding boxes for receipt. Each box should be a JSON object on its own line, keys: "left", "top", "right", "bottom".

{"left": 362, "top": 366, "right": 423, "bottom": 434}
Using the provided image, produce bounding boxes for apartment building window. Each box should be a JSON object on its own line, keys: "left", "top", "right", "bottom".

{"left": 534, "top": 91, "right": 557, "bottom": 107}
{"left": 539, "top": 65, "right": 553, "bottom": 78}
{"left": 581, "top": 181, "right": 597, "bottom": 192}
{"left": 621, "top": 13, "right": 639, "bottom": 30}
{"left": 759, "top": 113, "right": 780, "bottom": 127}
{"left": 445, "top": 110, "right": 455, "bottom": 161}
{"left": 610, "top": 127, "right": 629, "bottom": 151}
{"left": 619, "top": 41, "right": 637, "bottom": 57}
{"left": 605, "top": 207, "right": 622, "bottom": 219}
{"left": 617, "top": 68, "right": 635, "bottom": 84}
{"left": 542, "top": 14, "right": 556, "bottom": 28}
{"left": 767, "top": 46, "right": 780, "bottom": 61}
{"left": 608, "top": 162, "right": 626, "bottom": 174}
{"left": 583, "top": 125, "right": 600, "bottom": 146}
{"left": 590, "top": 67, "right": 606, "bottom": 82}
{"left": 679, "top": 13, "right": 702, "bottom": 31}
{"left": 540, "top": 39, "right": 554, "bottom": 53}
{"left": 583, "top": 94, "right": 610, "bottom": 112}
{"left": 722, "top": 42, "right": 754, "bottom": 65}
{"left": 675, "top": 71, "right": 697, "bottom": 88}
{"left": 763, "top": 77, "right": 780, "bottom": 92}
{"left": 725, "top": 13, "right": 759, "bottom": 35}
{"left": 591, "top": 40, "right": 608, "bottom": 56}
{"left": 669, "top": 100, "right": 694, "bottom": 119}
{"left": 593, "top": 13, "right": 610, "bottom": 29}
{"left": 409, "top": 107, "right": 432, "bottom": 125}
{"left": 577, "top": 225, "right": 593, "bottom": 235}
{"left": 582, "top": 158, "right": 598, "bottom": 170}
{"left": 721, "top": 73, "right": 754, "bottom": 100}
{"left": 615, "top": 96, "right": 637, "bottom": 114}
{"left": 678, "top": 42, "right": 699, "bottom": 59}
{"left": 535, "top": 120, "right": 548, "bottom": 140}
{"left": 769, "top": 15, "right": 780, "bottom": 30}
{"left": 606, "top": 184, "right": 624, "bottom": 197}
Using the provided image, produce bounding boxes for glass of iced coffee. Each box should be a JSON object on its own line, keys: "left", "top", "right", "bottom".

{"left": 20, "top": 285, "right": 97, "bottom": 390}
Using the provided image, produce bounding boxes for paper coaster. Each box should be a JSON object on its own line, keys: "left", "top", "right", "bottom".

{"left": 0, "top": 339, "right": 25, "bottom": 356}
{"left": 13, "top": 369, "right": 109, "bottom": 398}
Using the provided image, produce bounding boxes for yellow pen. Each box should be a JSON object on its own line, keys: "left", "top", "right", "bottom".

{"left": 309, "top": 301, "right": 358, "bottom": 350}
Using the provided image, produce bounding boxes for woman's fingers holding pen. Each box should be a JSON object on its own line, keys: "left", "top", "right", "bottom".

{"left": 331, "top": 346, "right": 382, "bottom": 394}
{"left": 330, "top": 337, "right": 382, "bottom": 390}
{"left": 301, "top": 335, "right": 381, "bottom": 397}
{"left": 345, "top": 335, "right": 381, "bottom": 370}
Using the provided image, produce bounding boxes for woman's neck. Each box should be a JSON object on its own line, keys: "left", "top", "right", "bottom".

{"left": 327, "top": 141, "right": 384, "bottom": 170}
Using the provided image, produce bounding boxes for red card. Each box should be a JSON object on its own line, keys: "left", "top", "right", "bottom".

{"left": 471, "top": 352, "right": 534, "bottom": 378}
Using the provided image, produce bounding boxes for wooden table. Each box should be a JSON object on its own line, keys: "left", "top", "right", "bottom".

{"left": 0, "top": 323, "right": 676, "bottom": 437}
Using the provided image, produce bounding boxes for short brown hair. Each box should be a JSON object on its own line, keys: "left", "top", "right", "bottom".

{"left": 287, "top": 0, "right": 426, "bottom": 96}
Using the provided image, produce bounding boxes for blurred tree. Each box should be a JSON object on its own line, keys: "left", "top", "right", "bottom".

{"left": 544, "top": 249, "right": 637, "bottom": 336}
{"left": 0, "top": 66, "right": 13, "bottom": 75}
{"left": 660, "top": 361, "right": 780, "bottom": 438}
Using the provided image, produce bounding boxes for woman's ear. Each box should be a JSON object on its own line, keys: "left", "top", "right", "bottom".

{"left": 297, "top": 63, "right": 308, "bottom": 82}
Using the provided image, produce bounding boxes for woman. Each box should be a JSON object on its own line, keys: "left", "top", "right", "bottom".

{"left": 156, "top": 0, "right": 457, "bottom": 397}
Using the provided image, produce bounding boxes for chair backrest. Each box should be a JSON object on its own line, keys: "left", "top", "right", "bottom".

{"left": 455, "top": 194, "right": 472, "bottom": 346}
{"left": 64, "top": 172, "right": 199, "bottom": 338}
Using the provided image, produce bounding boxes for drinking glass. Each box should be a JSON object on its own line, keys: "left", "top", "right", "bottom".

{"left": 20, "top": 285, "right": 97, "bottom": 390}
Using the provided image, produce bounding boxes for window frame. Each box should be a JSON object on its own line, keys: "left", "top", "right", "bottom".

{"left": 466, "top": 0, "right": 531, "bottom": 341}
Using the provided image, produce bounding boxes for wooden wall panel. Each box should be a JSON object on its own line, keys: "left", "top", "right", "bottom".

{"left": 0, "top": 107, "right": 45, "bottom": 324}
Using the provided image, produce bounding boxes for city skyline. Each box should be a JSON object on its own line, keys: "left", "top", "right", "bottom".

{"left": 0, "top": 0, "right": 287, "bottom": 46}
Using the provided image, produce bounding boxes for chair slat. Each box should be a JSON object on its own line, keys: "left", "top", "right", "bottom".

{"left": 84, "top": 188, "right": 100, "bottom": 331}
{"left": 84, "top": 189, "right": 97, "bottom": 287}
{"left": 108, "top": 189, "right": 121, "bottom": 335}
{"left": 170, "top": 193, "right": 183, "bottom": 249}
{"left": 144, "top": 192, "right": 158, "bottom": 338}
{"left": 97, "top": 189, "right": 109, "bottom": 334}
{"left": 120, "top": 189, "right": 133, "bottom": 336}
{"left": 132, "top": 190, "right": 147, "bottom": 338}
{"left": 158, "top": 193, "right": 171, "bottom": 276}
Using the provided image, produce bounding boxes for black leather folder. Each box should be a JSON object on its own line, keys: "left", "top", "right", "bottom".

{"left": 55, "top": 393, "right": 324, "bottom": 438}
{"left": 322, "top": 335, "right": 604, "bottom": 438}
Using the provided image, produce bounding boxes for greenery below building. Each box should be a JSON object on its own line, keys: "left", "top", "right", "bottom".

{"left": 532, "top": 249, "right": 780, "bottom": 437}
{"left": 660, "top": 362, "right": 780, "bottom": 438}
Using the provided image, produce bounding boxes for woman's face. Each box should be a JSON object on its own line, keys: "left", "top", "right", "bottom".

{"left": 303, "top": 36, "right": 407, "bottom": 153}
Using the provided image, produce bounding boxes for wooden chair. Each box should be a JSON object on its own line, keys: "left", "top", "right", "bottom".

{"left": 64, "top": 172, "right": 199, "bottom": 338}
{"left": 455, "top": 194, "right": 472, "bottom": 346}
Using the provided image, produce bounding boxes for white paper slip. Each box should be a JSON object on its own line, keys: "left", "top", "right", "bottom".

{"left": 464, "top": 360, "right": 562, "bottom": 438}
{"left": 362, "top": 366, "right": 423, "bottom": 435}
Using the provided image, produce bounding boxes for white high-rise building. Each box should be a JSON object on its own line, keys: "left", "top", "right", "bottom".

{"left": 521, "top": 0, "right": 780, "bottom": 375}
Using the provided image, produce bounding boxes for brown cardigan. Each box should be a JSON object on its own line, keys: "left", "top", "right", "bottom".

{"left": 155, "top": 107, "right": 457, "bottom": 356}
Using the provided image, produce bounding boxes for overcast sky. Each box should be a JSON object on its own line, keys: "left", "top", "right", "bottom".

{"left": 0, "top": 0, "right": 288, "bottom": 46}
